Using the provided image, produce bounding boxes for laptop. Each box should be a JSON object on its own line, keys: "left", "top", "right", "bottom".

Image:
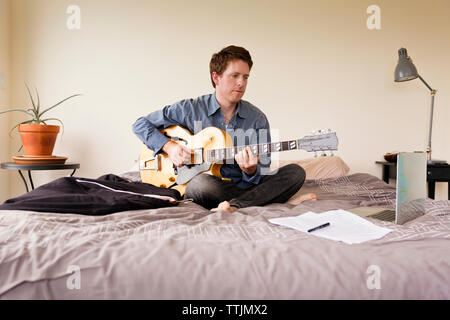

{"left": 348, "top": 152, "right": 427, "bottom": 225}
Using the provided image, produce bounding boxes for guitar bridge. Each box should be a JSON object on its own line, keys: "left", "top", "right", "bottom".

{"left": 140, "top": 154, "right": 160, "bottom": 170}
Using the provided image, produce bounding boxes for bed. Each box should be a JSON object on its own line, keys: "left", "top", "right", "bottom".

{"left": 0, "top": 157, "right": 449, "bottom": 299}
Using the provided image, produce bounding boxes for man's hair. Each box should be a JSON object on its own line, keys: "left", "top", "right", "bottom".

{"left": 209, "top": 45, "right": 253, "bottom": 88}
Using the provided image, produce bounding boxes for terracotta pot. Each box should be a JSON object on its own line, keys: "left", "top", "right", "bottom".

{"left": 18, "top": 124, "right": 60, "bottom": 156}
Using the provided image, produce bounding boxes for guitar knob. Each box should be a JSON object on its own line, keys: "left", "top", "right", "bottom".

{"left": 311, "top": 130, "right": 316, "bottom": 135}
{"left": 330, "top": 151, "right": 334, "bottom": 156}
{"left": 314, "top": 152, "right": 318, "bottom": 158}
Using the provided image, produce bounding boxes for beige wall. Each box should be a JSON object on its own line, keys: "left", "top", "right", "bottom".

{"left": 0, "top": 0, "right": 11, "bottom": 200}
{"left": 2, "top": 0, "right": 450, "bottom": 201}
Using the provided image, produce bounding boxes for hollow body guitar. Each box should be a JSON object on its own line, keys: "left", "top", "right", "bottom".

{"left": 139, "top": 125, "right": 338, "bottom": 195}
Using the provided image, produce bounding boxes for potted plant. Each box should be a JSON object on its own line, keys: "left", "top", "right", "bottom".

{"left": 0, "top": 84, "right": 81, "bottom": 157}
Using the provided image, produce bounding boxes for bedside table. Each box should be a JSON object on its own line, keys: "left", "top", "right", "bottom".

{"left": 1, "top": 162, "right": 80, "bottom": 192}
{"left": 375, "top": 161, "right": 450, "bottom": 200}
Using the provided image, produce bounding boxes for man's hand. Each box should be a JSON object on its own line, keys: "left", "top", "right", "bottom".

{"left": 235, "top": 146, "right": 259, "bottom": 176}
{"left": 162, "top": 140, "right": 193, "bottom": 167}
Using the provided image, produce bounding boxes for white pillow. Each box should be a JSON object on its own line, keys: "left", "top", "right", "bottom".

{"left": 270, "top": 156, "right": 350, "bottom": 205}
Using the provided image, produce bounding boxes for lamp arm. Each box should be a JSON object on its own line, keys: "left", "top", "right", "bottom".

{"left": 427, "top": 91, "right": 436, "bottom": 162}
{"left": 417, "top": 75, "right": 436, "bottom": 162}
{"left": 418, "top": 75, "right": 434, "bottom": 92}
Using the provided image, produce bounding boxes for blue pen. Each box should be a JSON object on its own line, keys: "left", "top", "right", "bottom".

{"left": 307, "top": 222, "right": 330, "bottom": 233}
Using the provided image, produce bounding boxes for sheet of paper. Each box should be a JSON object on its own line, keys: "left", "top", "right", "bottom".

{"left": 268, "top": 209, "right": 392, "bottom": 244}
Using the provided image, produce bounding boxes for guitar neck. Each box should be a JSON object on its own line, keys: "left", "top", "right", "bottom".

{"left": 204, "top": 131, "right": 338, "bottom": 163}
{"left": 206, "top": 139, "right": 301, "bottom": 162}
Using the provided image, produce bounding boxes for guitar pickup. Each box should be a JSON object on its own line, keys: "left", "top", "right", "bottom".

{"left": 140, "top": 154, "right": 160, "bottom": 170}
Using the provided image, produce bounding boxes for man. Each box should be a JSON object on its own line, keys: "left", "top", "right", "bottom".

{"left": 133, "top": 45, "right": 316, "bottom": 212}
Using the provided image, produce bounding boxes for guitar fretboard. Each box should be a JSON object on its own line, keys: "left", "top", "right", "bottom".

{"left": 206, "top": 140, "right": 300, "bottom": 162}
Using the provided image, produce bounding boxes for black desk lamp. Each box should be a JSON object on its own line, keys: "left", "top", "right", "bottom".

{"left": 394, "top": 48, "right": 445, "bottom": 165}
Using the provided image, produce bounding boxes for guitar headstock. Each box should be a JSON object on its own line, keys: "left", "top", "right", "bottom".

{"left": 298, "top": 129, "right": 339, "bottom": 154}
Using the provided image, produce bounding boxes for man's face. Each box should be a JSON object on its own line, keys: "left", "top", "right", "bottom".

{"left": 213, "top": 59, "right": 250, "bottom": 105}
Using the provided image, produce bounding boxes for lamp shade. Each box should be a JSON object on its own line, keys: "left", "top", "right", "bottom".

{"left": 394, "top": 48, "right": 419, "bottom": 82}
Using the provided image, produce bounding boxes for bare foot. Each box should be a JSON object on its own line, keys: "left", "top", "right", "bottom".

{"left": 210, "top": 201, "right": 238, "bottom": 213}
{"left": 297, "top": 193, "right": 317, "bottom": 203}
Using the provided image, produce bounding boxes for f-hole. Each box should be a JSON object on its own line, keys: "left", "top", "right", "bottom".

{"left": 164, "top": 132, "right": 188, "bottom": 145}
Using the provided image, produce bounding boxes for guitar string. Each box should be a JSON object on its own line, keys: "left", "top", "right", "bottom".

{"left": 206, "top": 139, "right": 301, "bottom": 162}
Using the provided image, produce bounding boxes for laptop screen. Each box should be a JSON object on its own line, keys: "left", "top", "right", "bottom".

{"left": 396, "top": 152, "right": 427, "bottom": 224}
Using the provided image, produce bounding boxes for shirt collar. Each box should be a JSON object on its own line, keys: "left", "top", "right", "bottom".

{"left": 207, "top": 93, "right": 222, "bottom": 116}
{"left": 209, "top": 93, "right": 247, "bottom": 119}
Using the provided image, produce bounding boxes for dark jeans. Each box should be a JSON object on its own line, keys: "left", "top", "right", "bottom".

{"left": 184, "top": 163, "right": 306, "bottom": 209}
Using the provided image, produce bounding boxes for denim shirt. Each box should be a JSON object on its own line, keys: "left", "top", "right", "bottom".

{"left": 132, "top": 93, "right": 271, "bottom": 189}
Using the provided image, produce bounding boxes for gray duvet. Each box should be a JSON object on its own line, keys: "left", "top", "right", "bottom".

{"left": 0, "top": 173, "right": 449, "bottom": 299}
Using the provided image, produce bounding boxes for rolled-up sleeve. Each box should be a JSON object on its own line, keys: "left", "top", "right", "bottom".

{"left": 132, "top": 99, "right": 193, "bottom": 155}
